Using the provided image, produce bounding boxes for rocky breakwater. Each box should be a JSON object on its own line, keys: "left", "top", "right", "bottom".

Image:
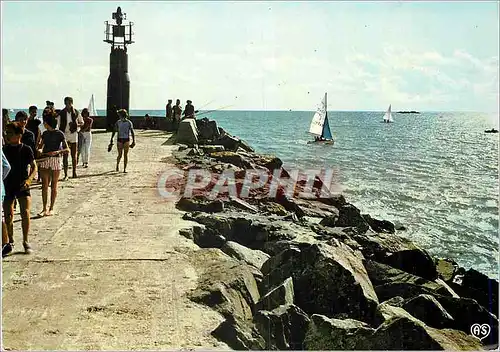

{"left": 169, "top": 118, "right": 498, "bottom": 350}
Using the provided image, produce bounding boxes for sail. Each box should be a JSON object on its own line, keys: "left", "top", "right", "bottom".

{"left": 88, "top": 94, "right": 98, "bottom": 116}
{"left": 309, "top": 93, "right": 327, "bottom": 136}
{"left": 322, "top": 115, "right": 333, "bottom": 139}
{"left": 383, "top": 104, "right": 393, "bottom": 122}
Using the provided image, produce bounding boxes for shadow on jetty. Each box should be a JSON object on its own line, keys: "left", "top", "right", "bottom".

{"left": 162, "top": 133, "right": 177, "bottom": 146}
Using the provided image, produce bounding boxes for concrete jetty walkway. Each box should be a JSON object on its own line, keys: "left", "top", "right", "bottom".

{"left": 2, "top": 130, "right": 229, "bottom": 350}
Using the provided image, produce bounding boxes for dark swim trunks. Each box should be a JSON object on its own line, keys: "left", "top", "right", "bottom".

{"left": 4, "top": 187, "right": 30, "bottom": 201}
{"left": 117, "top": 138, "right": 130, "bottom": 144}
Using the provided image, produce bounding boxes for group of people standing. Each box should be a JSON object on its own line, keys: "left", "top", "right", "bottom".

{"left": 165, "top": 99, "right": 196, "bottom": 129}
{"left": 2, "top": 98, "right": 137, "bottom": 258}
{"left": 1, "top": 97, "right": 93, "bottom": 257}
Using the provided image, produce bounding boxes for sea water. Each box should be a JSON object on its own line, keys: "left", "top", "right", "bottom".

{"left": 204, "top": 110, "right": 499, "bottom": 279}
{"left": 8, "top": 108, "right": 499, "bottom": 278}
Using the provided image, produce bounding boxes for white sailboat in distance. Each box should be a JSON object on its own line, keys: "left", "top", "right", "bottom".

{"left": 383, "top": 104, "right": 393, "bottom": 123}
{"left": 307, "top": 92, "right": 334, "bottom": 145}
{"left": 88, "top": 94, "right": 98, "bottom": 117}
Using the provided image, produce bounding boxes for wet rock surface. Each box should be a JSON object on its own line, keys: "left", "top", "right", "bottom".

{"left": 171, "top": 119, "right": 498, "bottom": 350}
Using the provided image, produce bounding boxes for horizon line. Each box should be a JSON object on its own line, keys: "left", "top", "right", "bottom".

{"left": 6, "top": 108, "right": 498, "bottom": 114}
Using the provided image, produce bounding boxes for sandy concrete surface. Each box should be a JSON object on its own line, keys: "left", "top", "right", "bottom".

{"left": 2, "top": 130, "right": 229, "bottom": 350}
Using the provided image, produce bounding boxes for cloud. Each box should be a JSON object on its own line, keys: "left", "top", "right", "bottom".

{"left": 344, "top": 45, "right": 498, "bottom": 110}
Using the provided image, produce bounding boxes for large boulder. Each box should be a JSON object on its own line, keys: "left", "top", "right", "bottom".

{"left": 176, "top": 119, "right": 199, "bottom": 145}
{"left": 253, "top": 304, "right": 310, "bottom": 350}
{"left": 211, "top": 319, "right": 264, "bottom": 350}
{"left": 255, "top": 277, "right": 294, "bottom": 312}
{"left": 364, "top": 260, "right": 453, "bottom": 301}
{"left": 304, "top": 314, "right": 375, "bottom": 350}
{"left": 434, "top": 295, "right": 499, "bottom": 346}
{"left": 216, "top": 134, "right": 241, "bottom": 152}
{"left": 199, "top": 145, "right": 225, "bottom": 153}
{"left": 402, "top": 294, "right": 455, "bottom": 329}
{"left": 259, "top": 201, "right": 289, "bottom": 216}
{"left": 209, "top": 151, "right": 253, "bottom": 169}
{"left": 384, "top": 248, "right": 438, "bottom": 281}
{"left": 293, "top": 198, "right": 341, "bottom": 218}
{"left": 449, "top": 268, "right": 499, "bottom": 317}
{"left": 365, "top": 316, "right": 483, "bottom": 350}
{"left": 362, "top": 214, "right": 396, "bottom": 234}
{"left": 305, "top": 313, "right": 482, "bottom": 350}
{"left": 221, "top": 241, "right": 270, "bottom": 270}
{"left": 196, "top": 118, "right": 220, "bottom": 141}
{"left": 261, "top": 243, "right": 379, "bottom": 324}
{"left": 189, "top": 249, "right": 264, "bottom": 349}
{"left": 183, "top": 212, "right": 318, "bottom": 253}
{"left": 335, "top": 204, "right": 370, "bottom": 233}
{"left": 436, "top": 258, "right": 459, "bottom": 282}
{"left": 176, "top": 197, "right": 224, "bottom": 213}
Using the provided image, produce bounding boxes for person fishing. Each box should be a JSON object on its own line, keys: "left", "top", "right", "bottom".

{"left": 109, "top": 109, "right": 135, "bottom": 173}
{"left": 172, "top": 99, "right": 182, "bottom": 129}
{"left": 183, "top": 100, "right": 195, "bottom": 119}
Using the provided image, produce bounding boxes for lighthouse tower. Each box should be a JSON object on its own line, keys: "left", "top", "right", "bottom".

{"left": 103, "top": 6, "right": 134, "bottom": 131}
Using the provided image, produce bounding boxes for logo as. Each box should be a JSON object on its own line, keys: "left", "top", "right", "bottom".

{"left": 470, "top": 323, "right": 491, "bottom": 341}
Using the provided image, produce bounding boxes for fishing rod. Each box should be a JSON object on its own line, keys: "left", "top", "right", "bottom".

{"left": 195, "top": 104, "right": 234, "bottom": 117}
{"left": 197, "top": 99, "right": 215, "bottom": 110}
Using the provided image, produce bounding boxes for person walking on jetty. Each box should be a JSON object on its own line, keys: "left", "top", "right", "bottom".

{"left": 2, "top": 123, "right": 37, "bottom": 254}
{"left": 2, "top": 109, "right": 10, "bottom": 143}
{"left": 27, "top": 106, "right": 41, "bottom": 145}
{"left": 183, "top": 100, "right": 195, "bottom": 119}
{"left": 79, "top": 108, "right": 93, "bottom": 168}
{"left": 166, "top": 99, "right": 173, "bottom": 120}
{"left": 14, "top": 111, "right": 36, "bottom": 156}
{"left": 109, "top": 109, "right": 135, "bottom": 173}
{"left": 37, "top": 110, "right": 69, "bottom": 217}
{"left": 57, "top": 96, "right": 83, "bottom": 180}
{"left": 2, "top": 150, "right": 12, "bottom": 257}
{"left": 173, "top": 99, "right": 182, "bottom": 129}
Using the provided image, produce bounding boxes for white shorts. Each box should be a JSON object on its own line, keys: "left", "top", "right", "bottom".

{"left": 66, "top": 131, "right": 79, "bottom": 144}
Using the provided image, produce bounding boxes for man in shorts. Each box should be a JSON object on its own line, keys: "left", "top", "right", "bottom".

{"left": 2, "top": 123, "right": 37, "bottom": 254}
{"left": 57, "top": 97, "right": 83, "bottom": 179}
{"left": 109, "top": 109, "right": 135, "bottom": 173}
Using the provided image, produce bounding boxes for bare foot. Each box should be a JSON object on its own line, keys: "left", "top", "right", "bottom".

{"left": 62, "top": 175, "right": 68, "bottom": 181}
{"left": 46, "top": 210, "right": 54, "bottom": 216}
{"left": 38, "top": 210, "right": 47, "bottom": 217}
{"left": 123, "top": 170, "right": 127, "bottom": 173}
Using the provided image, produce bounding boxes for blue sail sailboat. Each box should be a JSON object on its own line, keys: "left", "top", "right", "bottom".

{"left": 308, "top": 92, "right": 334, "bottom": 145}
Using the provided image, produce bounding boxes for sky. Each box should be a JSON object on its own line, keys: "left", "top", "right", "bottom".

{"left": 1, "top": 1, "right": 499, "bottom": 112}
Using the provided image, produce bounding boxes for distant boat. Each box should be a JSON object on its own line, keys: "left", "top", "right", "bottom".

{"left": 397, "top": 110, "right": 420, "bottom": 114}
{"left": 87, "top": 94, "right": 98, "bottom": 117}
{"left": 307, "top": 92, "right": 334, "bottom": 145}
{"left": 383, "top": 104, "right": 394, "bottom": 123}
{"left": 485, "top": 128, "right": 499, "bottom": 133}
